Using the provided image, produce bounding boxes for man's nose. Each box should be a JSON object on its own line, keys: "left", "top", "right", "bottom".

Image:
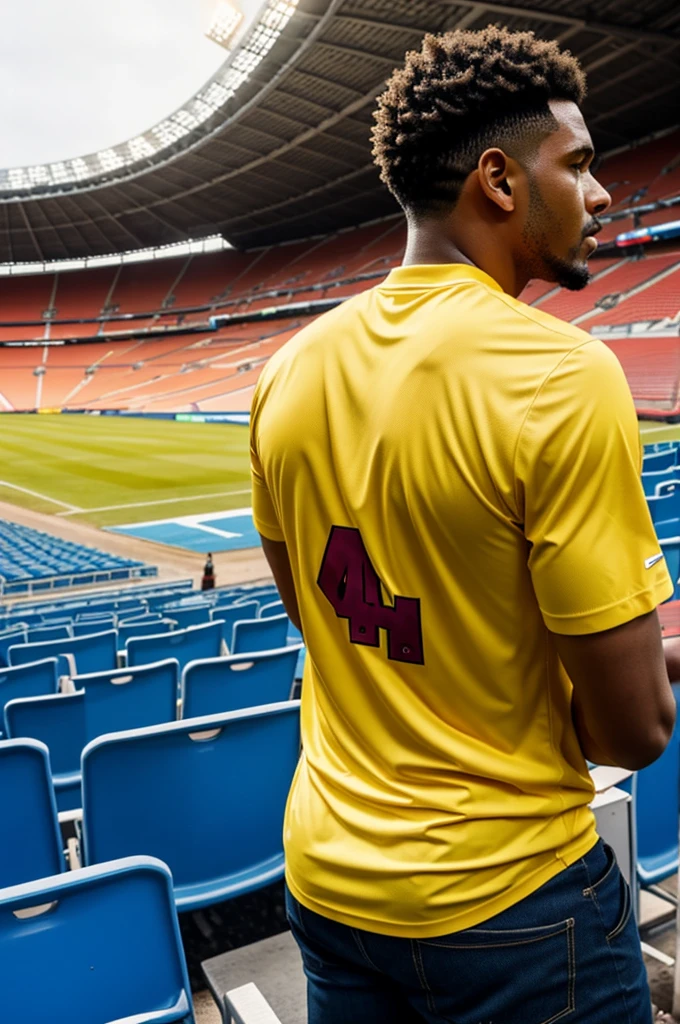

{"left": 587, "top": 177, "right": 611, "bottom": 218}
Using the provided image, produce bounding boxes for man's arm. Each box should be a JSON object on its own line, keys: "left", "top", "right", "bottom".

{"left": 554, "top": 610, "right": 677, "bottom": 770}
{"left": 259, "top": 534, "right": 302, "bottom": 633}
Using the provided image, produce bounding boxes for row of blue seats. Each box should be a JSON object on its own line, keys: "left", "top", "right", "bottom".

{"left": 0, "top": 696, "right": 300, "bottom": 1021}
{"left": 0, "top": 608, "right": 294, "bottom": 674}
{"left": 1, "top": 699, "right": 300, "bottom": 908}
{"left": 0, "top": 517, "right": 153, "bottom": 588}
{"left": 1, "top": 644, "right": 302, "bottom": 809}
{"left": 0, "top": 580, "right": 279, "bottom": 631}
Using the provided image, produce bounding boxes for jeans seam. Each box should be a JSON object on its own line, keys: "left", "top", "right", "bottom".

{"left": 410, "top": 939, "right": 439, "bottom": 1017}
{"left": 582, "top": 860, "right": 635, "bottom": 1024}
{"left": 351, "top": 929, "right": 380, "bottom": 972}
{"left": 420, "top": 924, "right": 571, "bottom": 951}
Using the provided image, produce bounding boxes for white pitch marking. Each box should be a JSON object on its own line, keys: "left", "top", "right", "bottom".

{"left": 0, "top": 480, "right": 82, "bottom": 512}
{"left": 111, "top": 505, "right": 253, "bottom": 531}
{"left": 55, "top": 488, "right": 252, "bottom": 517}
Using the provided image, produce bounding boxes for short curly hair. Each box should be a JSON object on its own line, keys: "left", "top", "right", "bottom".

{"left": 372, "top": 26, "right": 587, "bottom": 214}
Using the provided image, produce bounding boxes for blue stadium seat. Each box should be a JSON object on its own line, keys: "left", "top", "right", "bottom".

{"left": 0, "top": 658, "right": 59, "bottom": 739}
{"left": 117, "top": 618, "right": 177, "bottom": 650}
{"left": 26, "top": 624, "right": 71, "bottom": 643}
{"left": 72, "top": 660, "right": 179, "bottom": 734}
{"left": 157, "top": 605, "right": 211, "bottom": 630}
{"left": 259, "top": 600, "right": 286, "bottom": 618}
{"left": 81, "top": 702, "right": 301, "bottom": 910}
{"left": 127, "top": 622, "right": 223, "bottom": 676}
{"left": 8, "top": 629, "right": 118, "bottom": 677}
{"left": 660, "top": 539, "right": 680, "bottom": 599}
{"left": 642, "top": 468, "right": 680, "bottom": 497}
{"left": 210, "top": 601, "right": 259, "bottom": 651}
{"left": 75, "top": 611, "right": 117, "bottom": 623}
{"left": 181, "top": 646, "right": 302, "bottom": 718}
{"left": 72, "top": 619, "right": 118, "bottom": 637}
{"left": 0, "top": 856, "right": 194, "bottom": 1024}
{"left": 633, "top": 684, "right": 680, "bottom": 908}
{"left": 232, "top": 614, "right": 290, "bottom": 655}
{"left": 119, "top": 612, "right": 165, "bottom": 626}
{"left": 0, "top": 738, "right": 65, "bottom": 887}
{"left": 4, "top": 691, "right": 84, "bottom": 811}
{"left": 0, "top": 626, "right": 28, "bottom": 667}
{"left": 647, "top": 490, "right": 680, "bottom": 526}
{"left": 643, "top": 449, "right": 677, "bottom": 473}
{"left": 231, "top": 588, "right": 278, "bottom": 606}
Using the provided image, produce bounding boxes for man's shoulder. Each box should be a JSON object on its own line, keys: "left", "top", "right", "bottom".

{"left": 487, "top": 286, "right": 592, "bottom": 348}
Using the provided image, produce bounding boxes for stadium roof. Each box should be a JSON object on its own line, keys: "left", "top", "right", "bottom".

{"left": 0, "top": 0, "right": 678, "bottom": 262}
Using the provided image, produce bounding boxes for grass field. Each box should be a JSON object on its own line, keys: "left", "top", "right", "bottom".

{"left": 0, "top": 414, "right": 251, "bottom": 528}
{"left": 1, "top": 414, "right": 680, "bottom": 534}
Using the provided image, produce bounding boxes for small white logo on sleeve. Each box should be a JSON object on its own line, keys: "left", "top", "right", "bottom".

{"left": 644, "top": 553, "right": 664, "bottom": 569}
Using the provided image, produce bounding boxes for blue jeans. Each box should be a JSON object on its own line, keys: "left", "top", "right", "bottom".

{"left": 285, "top": 840, "right": 651, "bottom": 1023}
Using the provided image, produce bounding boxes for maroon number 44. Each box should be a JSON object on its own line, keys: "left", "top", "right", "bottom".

{"left": 317, "top": 526, "right": 424, "bottom": 664}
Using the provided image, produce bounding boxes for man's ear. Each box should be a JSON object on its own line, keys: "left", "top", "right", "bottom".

{"left": 477, "top": 148, "right": 518, "bottom": 212}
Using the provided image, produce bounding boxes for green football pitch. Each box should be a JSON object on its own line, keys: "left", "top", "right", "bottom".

{"left": 1, "top": 414, "right": 679, "bottom": 533}
{"left": 0, "top": 414, "right": 251, "bottom": 528}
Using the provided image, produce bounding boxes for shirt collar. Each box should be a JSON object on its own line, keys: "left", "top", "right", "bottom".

{"left": 381, "top": 263, "right": 504, "bottom": 294}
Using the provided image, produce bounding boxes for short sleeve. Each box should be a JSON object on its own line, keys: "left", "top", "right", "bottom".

{"left": 250, "top": 381, "right": 285, "bottom": 542}
{"left": 516, "top": 341, "right": 673, "bottom": 635}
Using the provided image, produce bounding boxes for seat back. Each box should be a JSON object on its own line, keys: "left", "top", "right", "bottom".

{"left": 82, "top": 702, "right": 301, "bottom": 906}
{"left": 259, "top": 600, "right": 285, "bottom": 619}
{"left": 8, "top": 630, "right": 118, "bottom": 676}
{"left": 0, "top": 738, "right": 65, "bottom": 887}
{"left": 4, "top": 691, "right": 85, "bottom": 777}
{"left": 161, "top": 605, "right": 211, "bottom": 630}
{"left": 0, "top": 659, "right": 59, "bottom": 734}
{"left": 127, "top": 621, "right": 223, "bottom": 675}
{"left": 0, "top": 628, "right": 27, "bottom": 668}
{"left": 231, "top": 589, "right": 278, "bottom": 606}
{"left": 73, "top": 660, "right": 179, "bottom": 734}
{"left": 211, "top": 602, "right": 258, "bottom": 638}
{"left": 76, "top": 611, "right": 116, "bottom": 624}
{"left": 71, "top": 620, "right": 117, "bottom": 637}
{"left": 181, "top": 646, "right": 301, "bottom": 718}
{"left": 634, "top": 682, "right": 680, "bottom": 884}
{"left": 117, "top": 619, "right": 176, "bottom": 649}
{"left": 232, "top": 614, "right": 290, "bottom": 655}
{"left": 27, "top": 625, "right": 71, "bottom": 643}
{"left": 660, "top": 539, "right": 680, "bottom": 599}
{"left": 643, "top": 449, "right": 677, "bottom": 473}
{"left": 0, "top": 856, "right": 194, "bottom": 1024}
{"left": 642, "top": 467, "right": 678, "bottom": 497}
{"left": 119, "top": 612, "right": 165, "bottom": 626}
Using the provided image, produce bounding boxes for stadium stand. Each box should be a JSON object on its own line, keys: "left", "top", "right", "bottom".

{"left": 0, "top": 519, "right": 156, "bottom": 595}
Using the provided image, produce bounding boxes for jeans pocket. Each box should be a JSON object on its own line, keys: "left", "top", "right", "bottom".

{"left": 582, "top": 843, "right": 633, "bottom": 942}
{"left": 414, "top": 918, "right": 575, "bottom": 1024}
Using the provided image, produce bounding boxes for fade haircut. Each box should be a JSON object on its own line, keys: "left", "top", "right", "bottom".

{"left": 372, "top": 26, "right": 586, "bottom": 215}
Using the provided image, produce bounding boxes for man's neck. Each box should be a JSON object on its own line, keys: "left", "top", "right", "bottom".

{"left": 401, "top": 220, "right": 529, "bottom": 298}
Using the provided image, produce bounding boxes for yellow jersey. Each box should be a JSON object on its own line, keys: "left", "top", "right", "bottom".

{"left": 250, "top": 262, "right": 672, "bottom": 938}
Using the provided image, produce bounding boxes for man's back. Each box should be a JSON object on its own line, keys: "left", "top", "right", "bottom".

{"left": 250, "top": 262, "right": 669, "bottom": 937}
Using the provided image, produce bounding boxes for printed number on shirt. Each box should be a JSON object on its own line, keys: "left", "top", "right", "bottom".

{"left": 317, "top": 526, "right": 424, "bottom": 664}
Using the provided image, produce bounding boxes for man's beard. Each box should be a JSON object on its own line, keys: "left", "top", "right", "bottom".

{"left": 521, "top": 177, "right": 592, "bottom": 292}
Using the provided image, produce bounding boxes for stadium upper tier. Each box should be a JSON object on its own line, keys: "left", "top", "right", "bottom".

{"left": 0, "top": 128, "right": 679, "bottom": 418}
{"left": 0, "top": 0, "right": 677, "bottom": 262}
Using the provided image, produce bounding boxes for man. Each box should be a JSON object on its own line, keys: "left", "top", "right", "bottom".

{"left": 250, "top": 26, "right": 680, "bottom": 1023}
{"left": 201, "top": 552, "right": 215, "bottom": 591}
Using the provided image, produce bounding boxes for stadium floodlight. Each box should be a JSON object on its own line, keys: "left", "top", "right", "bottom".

{"left": 206, "top": 1, "right": 244, "bottom": 51}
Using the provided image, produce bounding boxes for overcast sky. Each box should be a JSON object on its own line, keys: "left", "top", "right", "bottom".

{"left": 0, "top": 0, "right": 261, "bottom": 169}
